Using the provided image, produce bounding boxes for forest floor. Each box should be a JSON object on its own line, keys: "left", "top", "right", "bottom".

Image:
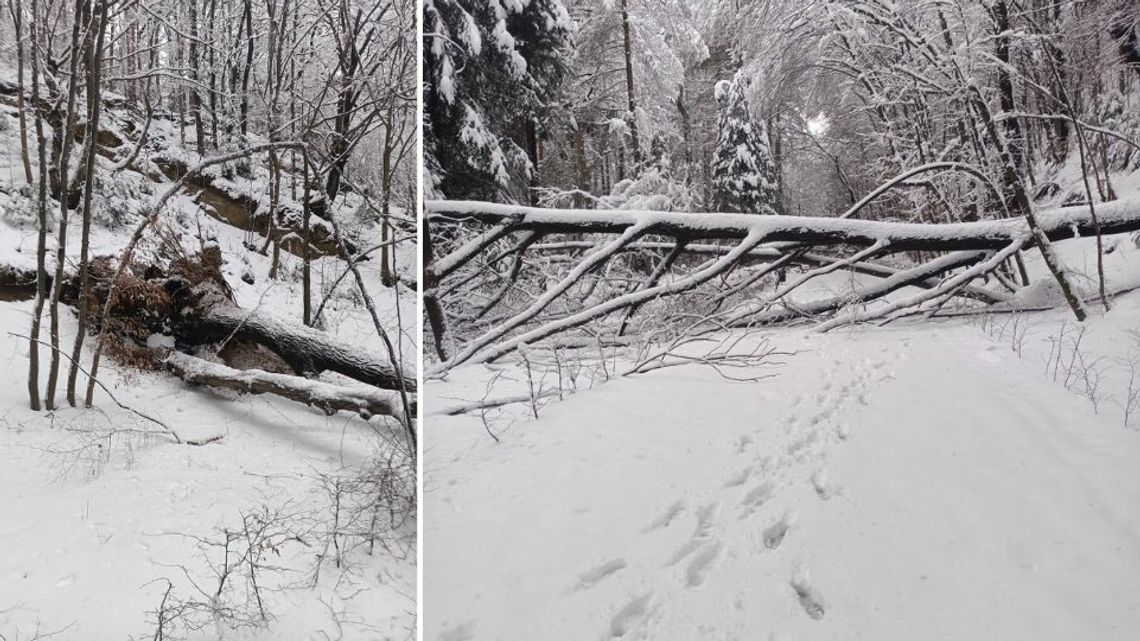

{"left": 0, "top": 298, "right": 416, "bottom": 640}
{"left": 424, "top": 235, "right": 1140, "bottom": 640}
{"left": 0, "top": 78, "right": 417, "bottom": 639}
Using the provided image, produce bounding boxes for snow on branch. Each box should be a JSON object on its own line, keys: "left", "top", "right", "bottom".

{"left": 426, "top": 198, "right": 1140, "bottom": 252}
{"left": 165, "top": 352, "right": 411, "bottom": 423}
{"left": 198, "top": 307, "right": 417, "bottom": 393}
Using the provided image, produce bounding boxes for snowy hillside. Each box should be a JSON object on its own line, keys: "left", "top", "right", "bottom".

{"left": 0, "top": 59, "right": 416, "bottom": 641}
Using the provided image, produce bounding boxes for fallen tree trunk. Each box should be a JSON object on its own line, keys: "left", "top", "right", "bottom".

{"left": 1, "top": 253, "right": 414, "bottom": 394}
{"left": 426, "top": 198, "right": 1140, "bottom": 257}
{"left": 165, "top": 352, "right": 411, "bottom": 422}
{"left": 425, "top": 198, "right": 1140, "bottom": 371}
{"left": 185, "top": 307, "right": 416, "bottom": 393}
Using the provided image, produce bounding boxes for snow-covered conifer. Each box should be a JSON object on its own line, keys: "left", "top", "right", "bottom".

{"left": 712, "top": 71, "right": 780, "bottom": 215}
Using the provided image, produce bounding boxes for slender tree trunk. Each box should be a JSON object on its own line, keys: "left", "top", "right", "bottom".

{"left": 206, "top": 0, "right": 218, "bottom": 150}
{"left": 380, "top": 122, "right": 396, "bottom": 287}
{"left": 619, "top": 0, "right": 642, "bottom": 169}
{"left": 302, "top": 161, "right": 312, "bottom": 325}
{"left": 990, "top": 1, "right": 1025, "bottom": 175}
{"left": 188, "top": 0, "right": 205, "bottom": 151}
{"left": 240, "top": 0, "right": 253, "bottom": 138}
{"left": 524, "top": 118, "right": 540, "bottom": 206}
{"left": 1110, "top": 2, "right": 1140, "bottom": 82}
{"left": 8, "top": 0, "right": 33, "bottom": 183}
{"left": 1044, "top": 1, "right": 1070, "bottom": 163}
{"left": 46, "top": 0, "right": 93, "bottom": 409}
{"left": 67, "top": 0, "right": 108, "bottom": 406}
{"left": 423, "top": 220, "right": 449, "bottom": 361}
{"left": 572, "top": 118, "right": 590, "bottom": 207}
{"left": 27, "top": 0, "right": 47, "bottom": 411}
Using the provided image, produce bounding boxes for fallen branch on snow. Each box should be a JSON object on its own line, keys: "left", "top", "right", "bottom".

{"left": 165, "top": 352, "right": 413, "bottom": 422}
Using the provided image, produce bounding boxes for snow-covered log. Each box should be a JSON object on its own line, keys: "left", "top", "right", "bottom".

{"left": 426, "top": 199, "right": 1140, "bottom": 254}
{"left": 165, "top": 352, "right": 410, "bottom": 422}
{"left": 189, "top": 308, "right": 416, "bottom": 392}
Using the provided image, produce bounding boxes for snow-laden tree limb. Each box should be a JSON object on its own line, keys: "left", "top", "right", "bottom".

{"left": 192, "top": 307, "right": 416, "bottom": 392}
{"left": 724, "top": 250, "right": 992, "bottom": 327}
{"left": 426, "top": 199, "right": 1140, "bottom": 252}
{"left": 424, "top": 197, "right": 1140, "bottom": 372}
{"left": 165, "top": 352, "right": 412, "bottom": 423}
{"left": 452, "top": 229, "right": 771, "bottom": 367}
{"left": 525, "top": 241, "right": 1008, "bottom": 304}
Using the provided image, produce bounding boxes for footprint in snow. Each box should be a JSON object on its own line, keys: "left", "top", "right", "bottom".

{"left": 666, "top": 503, "right": 719, "bottom": 566}
{"left": 786, "top": 431, "right": 820, "bottom": 458}
{"left": 694, "top": 502, "right": 718, "bottom": 534}
{"left": 576, "top": 558, "right": 628, "bottom": 591}
{"left": 724, "top": 467, "right": 752, "bottom": 488}
{"left": 735, "top": 435, "right": 754, "bottom": 454}
{"left": 685, "top": 541, "right": 723, "bottom": 587}
{"left": 437, "top": 621, "right": 476, "bottom": 641}
{"left": 738, "top": 481, "right": 774, "bottom": 519}
{"left": 667, "top": 537, "right": 704, "bottom": 567}
{"left": 811, "top": 469, "right": 837, "bottom": 500}
{"left": 790, "top": 565, "right": 826, "bottom": 620}
{"left": 609, "top": 592, "right": 654, "bottom": 638}
{"left": 643, "top": 500, "right": 686, "bottom": 533}
{"left": 763, "top": 511, "right": 798, "bottom": 550}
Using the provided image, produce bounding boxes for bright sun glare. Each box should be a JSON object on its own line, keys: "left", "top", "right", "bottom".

{"left": 807, "top": 112, "right": 831, "bottom": 137}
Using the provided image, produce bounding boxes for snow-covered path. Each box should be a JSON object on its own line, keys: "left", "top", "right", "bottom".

{"left": 424, "top": 323, "right": 1140, "bottom": 640}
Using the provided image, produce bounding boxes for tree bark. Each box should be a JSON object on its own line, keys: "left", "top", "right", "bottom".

{"left": 67, "top": 0, "right": 108, "bottom": 406}
{"left": 165, "top": 352, "right": 411, "bottom": 422}
{"left": 184, "top": 307, "right": 415, "bottom": 392}
{"left": 619, "top": 0, "right": 642, "bottom": 169}
{"left": 7, "top": 0, "right": 33, "bottom": 183}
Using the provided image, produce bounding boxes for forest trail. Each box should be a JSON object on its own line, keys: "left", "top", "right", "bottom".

{"left": 425, "top": 320, "right": 1140, "bottom": 641}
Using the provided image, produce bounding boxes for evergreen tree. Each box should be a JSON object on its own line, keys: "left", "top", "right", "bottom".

{"left": 712, "top": 71, "right": 780, "bottom": 214}
{"left": 424, "top": 0, "right": 573, "bottom": 202}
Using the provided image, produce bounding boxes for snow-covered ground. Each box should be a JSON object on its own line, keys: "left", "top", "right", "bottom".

{"left": 0, "top": 298, "right": 415, "bottom": 640}
{"left": 0, "top": 81, "right": 417, "bottom": 638}
{"left": 423, "top": 233, "right": 1140, "bottom": 640}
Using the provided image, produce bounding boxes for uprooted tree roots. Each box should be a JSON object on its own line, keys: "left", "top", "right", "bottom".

{"left": 19, "top": 247, "right": 415, "bottom": 426}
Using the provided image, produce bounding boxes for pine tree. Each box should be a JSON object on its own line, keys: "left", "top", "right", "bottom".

{"left": 712, "top": 71, "right": 780, "bottom": 215}
{"left": 424, "top": 0, "right": 572, "bottom": 202}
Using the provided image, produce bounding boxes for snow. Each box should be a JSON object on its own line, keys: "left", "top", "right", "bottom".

{"left": 165, "top": 351, "right": 406, "bottom": 422}
{"left": 424, "top": 226, "right": 1140, "bottom": 640}
{"left": 0, "top": 298, "right": 415, "bottom": 641}
{"left": 424, "top": 315, "right": 1140, "bottom": 640}
{"left": 0, "top": 79, "right": 416, "bottom": 640}
{"left": 426, "top": 197, "right": 1140, "bottom": 247}
{"left": 714, "top": 79, "right": 731, "bottom": 102}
